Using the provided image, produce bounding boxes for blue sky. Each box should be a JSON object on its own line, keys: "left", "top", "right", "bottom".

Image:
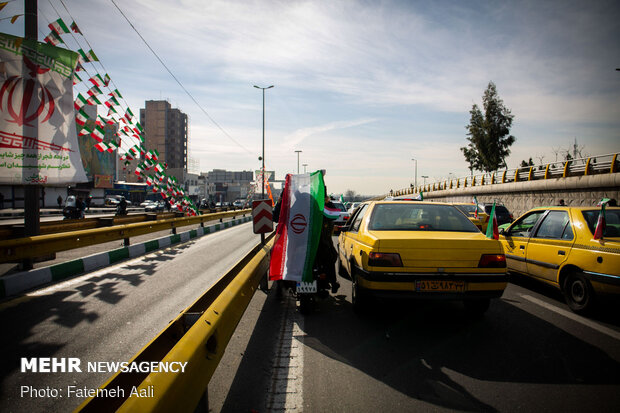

{"left": 1, "top": 0, "right": 619, "bottom": 195}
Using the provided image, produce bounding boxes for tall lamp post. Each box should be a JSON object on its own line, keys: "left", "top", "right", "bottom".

{"left": 295, "top": 150, "right": 302, "bottom": 173}
{"left": 302, "top": 163, "right": 308, "bottom": 173}
{"left": 411, "top": 158, "right": 417, "bottom": 189}
{"left": 421, "top": 175, "right": 429, "bottom": 187}
{"left": 254, "top": 85, "right": 273, "bottom": 200}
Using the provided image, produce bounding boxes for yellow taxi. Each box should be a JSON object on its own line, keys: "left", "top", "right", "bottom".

{"left": 337, "top": 200, "right": 507, "bottom": 315}
{"left": 498, "top": 206, "right": 620, "bottom": 313}
{"left": 452, "top": 203, "right": 489, "bottom": 232}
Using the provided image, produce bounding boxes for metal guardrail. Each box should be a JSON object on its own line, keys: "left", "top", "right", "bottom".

{"left": 75, "top": 233, "right": 275, "bottom": 412}
{"left": 391, "top": 153, "right": 619, "bottom": 196}
{"left": 0, "top": 209, "right": 250, "bottom": 263}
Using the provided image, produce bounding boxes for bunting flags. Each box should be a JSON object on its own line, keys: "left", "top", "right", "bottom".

{"left": 44, "top": 30, "right": 64, "bottom": 46}
{"left": 77, "top": 48, "right": 99, "bottom": 62}
{"left": 49, "top": 18, "right": 70, "bottom": 35}
{"left": 70, "top": 20, "right": 82, "bottom": 34}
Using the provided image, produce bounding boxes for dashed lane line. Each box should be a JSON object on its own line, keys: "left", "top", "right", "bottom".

{"left": 266, "top": 292, "right": 304, "bottom": 412}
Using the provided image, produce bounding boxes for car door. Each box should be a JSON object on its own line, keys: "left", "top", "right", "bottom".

{"left": 500, "top": 210, "right": 546, "bottom": 274}
{"left": 340, "top": 203, "right": 369, "bottom": 276}
{"left": 525, "top": 210, "right": 574, "bottom": 284}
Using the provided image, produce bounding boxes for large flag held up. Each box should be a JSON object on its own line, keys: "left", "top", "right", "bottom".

{"left": 269, "top": 171, "right": 327, "bottom": 283}
{"left": 0, "top": 32, "right": 87, "bottom": 185}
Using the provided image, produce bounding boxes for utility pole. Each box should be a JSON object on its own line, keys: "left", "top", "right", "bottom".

{"left": 23, "top": 0, "right": 40, "bottom": 269}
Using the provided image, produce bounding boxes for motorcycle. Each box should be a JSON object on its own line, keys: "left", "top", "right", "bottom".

{"left": 115, "top": 203, "right": 128, "bottom": 216}
{"left": 63, "top": 195, "right": 84, "bottom": 220}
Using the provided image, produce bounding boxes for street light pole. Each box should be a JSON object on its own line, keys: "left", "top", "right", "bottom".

{"left": 422, "top": 175, "right": 429, "bottom": 186}
{"left": 295, "top": 150, "right": 302, "bottom": 173}
{"left": 411, "top": 158, "right": 417, "bottom": 189}
{"left": 253, "top": 85, "right": 273, "bottom": 200}
{"left": 302, "top": 163, "right": 308, "bottom": 173}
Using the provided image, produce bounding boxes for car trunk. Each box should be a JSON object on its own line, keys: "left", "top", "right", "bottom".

{"left": 370, "top": 231, "right": 501, "bottom": 270}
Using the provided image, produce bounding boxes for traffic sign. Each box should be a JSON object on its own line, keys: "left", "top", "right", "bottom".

{"left": 252, "top": 199, "right": 273, "bottom": 234}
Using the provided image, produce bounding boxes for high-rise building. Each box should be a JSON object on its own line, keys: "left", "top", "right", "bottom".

{"left": 139, "top": 100, "right": 188, "bottom": 171}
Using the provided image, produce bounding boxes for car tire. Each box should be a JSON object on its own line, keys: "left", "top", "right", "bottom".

{"left": 351, "top": 272, "right": 368, "bottom": 313}
{"left": 464, "top": 298, "right": 490, "bottom": 317}
{"left": 563, "top": 270, "right": 594, "bottom": 314}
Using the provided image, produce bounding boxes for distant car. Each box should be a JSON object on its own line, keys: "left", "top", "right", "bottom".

{"left": 329, "top": 201, "right": 350, "bottom": 228}
{"left": 347, "top": 202, "right": 361, "bottom": 213}
{"left": 105, "top": 197, "right": 120, "bottom": 206}
{"left": 481, "top": 203, "right": 513, "bottom": 225}
{"left": 453, "top": 203, "right": 489, "bottom": 233}
{"left": 232, "top": 199, "right": 245, "bottom": 209}
{"left": 140, "top": 200, "right": 156, "bottom": 208}
{"left": 338, "top": 200, "right": 507, "bottom": 314}
{"left": 499, "top": 205, "right": 620, "bottom": 313}
{"left": 144, "top": 201, "right": 165, "bottom": 212}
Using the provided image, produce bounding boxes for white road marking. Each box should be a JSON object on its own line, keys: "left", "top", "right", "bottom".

{"left": 519, "top": 294, "right": 620, "bottom": 341}
{"left": 266, "top": 292, "right": 304, "bottom": 412}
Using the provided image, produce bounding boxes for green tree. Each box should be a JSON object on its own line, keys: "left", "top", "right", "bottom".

{"left": 461, "top": 82, "right": 515, "bottom": 172}
{"left": 520, "top": 157, "right": 534, "bottom": 167}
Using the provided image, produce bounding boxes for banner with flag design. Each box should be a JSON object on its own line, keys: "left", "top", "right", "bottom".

{"left": 0, "top": 32, "right": 87, "bottom": 184}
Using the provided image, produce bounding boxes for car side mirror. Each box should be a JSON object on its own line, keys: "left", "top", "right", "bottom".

{"left": 499, "top": 228, "right": 505, "bottom": 235}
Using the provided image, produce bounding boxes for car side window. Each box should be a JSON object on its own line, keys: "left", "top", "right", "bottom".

{"left": 506, "top": 211, "right": 545, "bottom": 238}
{"left": 534, "top": 211, "right": 572, "bottom": 240}
{"left": 350, "top": 204, "right": 368, "bottom": 232}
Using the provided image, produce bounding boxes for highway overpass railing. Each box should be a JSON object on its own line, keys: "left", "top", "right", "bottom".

{"left": 391, "top": 153, "right": 619, "bottom": 196}
{"left": 76, "top": 233, "right": 275, "bottom": 412}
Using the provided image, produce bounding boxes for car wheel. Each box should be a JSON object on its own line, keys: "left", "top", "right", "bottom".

{"left": 351, "top": 272, "right": 368, "bottom": 313}
{"left": 337, "top": 257, "right": 351, "bottom": 280}
{"left": 563, "top": 271, "right": 594, "bottom": 313}
{"left": 464, "top": 298, "right": 490, "bottom": 317}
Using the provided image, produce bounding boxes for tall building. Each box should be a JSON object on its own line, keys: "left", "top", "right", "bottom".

{"left": 139, "top": 100, "right": 188, "bottom": 171}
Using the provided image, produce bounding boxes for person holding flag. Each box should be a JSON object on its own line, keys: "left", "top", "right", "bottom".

{"left": 269, "top": 170, "right": 340, "bottom": 294}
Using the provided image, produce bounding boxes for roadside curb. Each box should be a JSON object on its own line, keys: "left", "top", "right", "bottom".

{"left": 0, "top": 216, "right": 252, "bottom": 299}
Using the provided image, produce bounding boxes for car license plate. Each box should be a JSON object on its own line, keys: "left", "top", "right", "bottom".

{"left": 296, "top": 281, "right": 317, "bottom": 293}
{"left": 415, "top": 280, "right": 465, "bottom": 292}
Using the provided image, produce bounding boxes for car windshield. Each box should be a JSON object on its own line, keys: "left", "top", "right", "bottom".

{"left": 368, "top": 204, "right": 479, "bottom": 232}
{"left": 582, "top": 209, "right": 620, "bottom": 237}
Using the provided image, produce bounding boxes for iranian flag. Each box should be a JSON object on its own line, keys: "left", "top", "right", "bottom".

{"left": 485, "top": 201, "right": 499, "bottom": 240}
{"left": 48, "top": 18, "right": 70, "bottom": 34}
{"left": 75, "top": 108, "right": 89, "bottom": 126}
{"left": 44, "top": 30, "right": 64, "bottom": 46}
{"left": 91, "top": 125, "right": 105, "bottom": 142}
{"left": 323, "top": 204, "right": 340, "bottom": 220}
{"left": 473, "top": 196, "right": 479, "bottom": 218}
{"left": 593, "top": 198, "right": 609, "bottom": 240}
{"left": 269, "top": 171, "right": 326, "bottom": 282}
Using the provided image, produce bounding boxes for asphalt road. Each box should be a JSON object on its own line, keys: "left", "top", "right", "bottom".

{"left": 1, "top": 228, "right": 619, "bottom": 412}
{"left": 0, "top": 222, "right": 260, "bottom": 413}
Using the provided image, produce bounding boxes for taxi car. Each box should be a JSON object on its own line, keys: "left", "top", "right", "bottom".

{"left": 452, "top": 203, "right": 489, "bottom": 232}
{"left": 498, "top": 206, "right": 620, "bottom": 313}
{"left": 337, "top": 200, "right": 507, "bottom": 314}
